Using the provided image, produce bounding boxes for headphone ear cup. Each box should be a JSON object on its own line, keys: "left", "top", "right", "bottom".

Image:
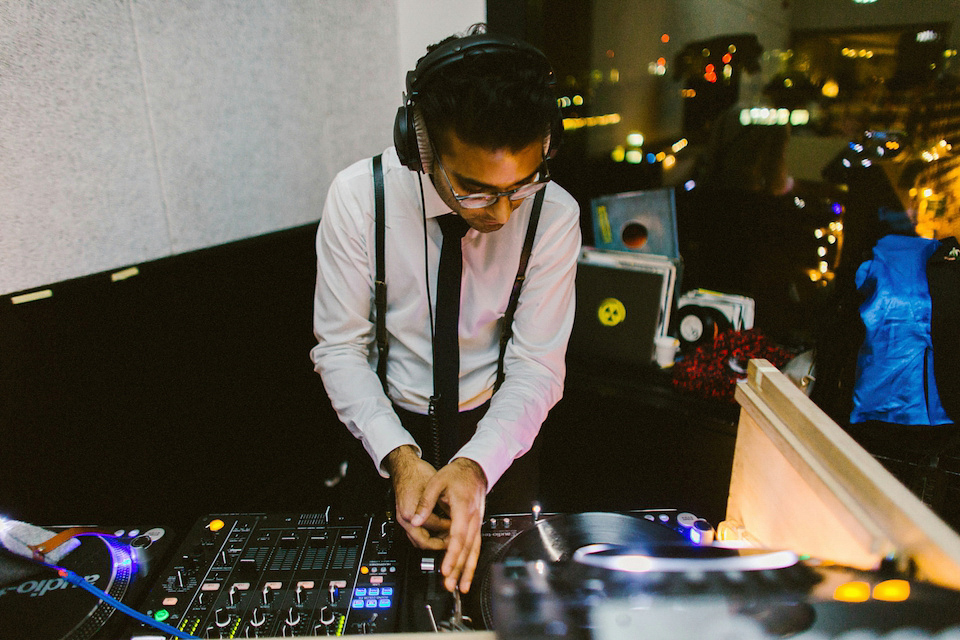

{"left": 392, "top": 103, "right": 433, "bottom": 174}
{"left": 394, "top": 103, "right": 417, "bottom": 171}
{"left": 412, "top": 107, "right": 433, "bottom": 175}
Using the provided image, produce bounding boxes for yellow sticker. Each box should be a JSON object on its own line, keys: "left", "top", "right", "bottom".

{"left": 598, "top": 298, "right": 626, "bottom": 326}
{"left": 597, "top": 205, "right": 613, "bottom": 244}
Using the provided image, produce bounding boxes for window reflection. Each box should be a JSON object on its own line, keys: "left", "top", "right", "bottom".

{"left": 492, "top": 0, "right": 957, "bottom": 349}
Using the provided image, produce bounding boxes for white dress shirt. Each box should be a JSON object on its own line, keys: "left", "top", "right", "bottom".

{"left": 311, "top": 147, "right": 581, "bottom": 489}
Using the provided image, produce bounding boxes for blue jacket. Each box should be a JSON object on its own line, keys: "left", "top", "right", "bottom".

{"left": 850, "top": 234, "right": 951, "bottom": 425}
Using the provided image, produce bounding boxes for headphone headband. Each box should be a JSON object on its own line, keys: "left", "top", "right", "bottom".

{"left": 406, "top": 34, "right": 555, "bottom": 98}
{"left": 394, "top": 31, "right": 562, "bottom": 173}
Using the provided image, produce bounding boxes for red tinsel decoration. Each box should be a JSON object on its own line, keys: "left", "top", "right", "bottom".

{"left": 672, "top": 329, "right": 794, "bottom": 402}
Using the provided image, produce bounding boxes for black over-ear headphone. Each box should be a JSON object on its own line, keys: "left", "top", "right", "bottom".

{"left": 393, "top": 32, "right": 563, "bottom": 174}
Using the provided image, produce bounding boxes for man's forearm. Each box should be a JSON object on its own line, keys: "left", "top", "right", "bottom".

{"left": 385, "top": 444, "right": 422, "bottom": 478}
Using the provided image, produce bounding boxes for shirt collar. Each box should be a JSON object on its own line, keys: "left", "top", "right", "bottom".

{"left": 419, "top": 172, "right": 455, "bottom": 220}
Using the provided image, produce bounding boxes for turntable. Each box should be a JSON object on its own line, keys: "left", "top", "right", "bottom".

{"left": 487, "top": 514, "right": 960, "bottom": 639}
{"left": 404, "top": 509, "right": 714, "bottom": 633}
{"left": 0, "top": 523, "right": 174, "bottom": 640}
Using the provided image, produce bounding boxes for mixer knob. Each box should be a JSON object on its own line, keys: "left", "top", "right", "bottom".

{"left": 285, "top": 607, "right": 301, "bottom": 626}
{"left": 318, "top": 605, "right": 336, "bottom": 626}
{"left": 249, "top": 607, "right": 266, "bottom": 628}
{"left": 328, "top": 584, "right": 340, "bottom": 604}
{"left": 262, "top": 581, "right": 281, "bottom": 605}
{"left": 215, "top": 608, "right": 232, "bottom": 628}
{"left": 691, "top": 519, "right": 715, "bottom": 545}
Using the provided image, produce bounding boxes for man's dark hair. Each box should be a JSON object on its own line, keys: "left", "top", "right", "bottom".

{"left": 416, "top": 25, "right": 558, "bottom": 155}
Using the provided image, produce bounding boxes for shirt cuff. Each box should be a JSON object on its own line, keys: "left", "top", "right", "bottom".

{"left": 367, "top": 414, "right": 422, "bottom": 478}
{"left": 453, "top": 430, "right": 516, "bottom": 493}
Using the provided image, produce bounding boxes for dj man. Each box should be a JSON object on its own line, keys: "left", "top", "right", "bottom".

{"left": 311, "top": 25, "right": 581, "bottom": 594}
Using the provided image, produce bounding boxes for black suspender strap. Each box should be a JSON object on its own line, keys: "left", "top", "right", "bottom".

{"left": 372, "top": 154, "right": 389, "bottom": 393}
{"left": 495, "top": 187, "right": 545, "bottom": 391}
{"left": 372, "top": 154, "right": 544, "bottom": 397}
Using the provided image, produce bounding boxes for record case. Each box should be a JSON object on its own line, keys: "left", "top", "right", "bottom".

{"left": 591, "top": 188, "right": 679, "bottom": 259}
{"left": 568, "top": 248, "right": 679, "bottom": 367}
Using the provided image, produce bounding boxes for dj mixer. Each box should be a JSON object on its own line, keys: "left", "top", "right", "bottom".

{"left": 127, "top": 507, "right": 706, "bottom": 638}
{"left": 130, "top": 511, "right": 405, "bottom": 637}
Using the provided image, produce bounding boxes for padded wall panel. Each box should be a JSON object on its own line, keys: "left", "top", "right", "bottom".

{"left": 132, "top": 0, "right": 397, "bottom": 254}
{"left": 0, "top": 1, "right": 398, "bottom": 295}
{"left": 0, "top": 0, "right": 171, "bottom": 294}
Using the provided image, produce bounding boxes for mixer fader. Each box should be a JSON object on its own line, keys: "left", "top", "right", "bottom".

{"left": 131, "top": 511, "right": 404, "bottom": 638}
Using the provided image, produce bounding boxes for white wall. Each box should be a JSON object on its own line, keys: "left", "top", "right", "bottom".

{"left": 397, "top": 0, "right": 486, "bottom": 91}
{"left": 0, "top": 0, "right": 483, "bottom": 296}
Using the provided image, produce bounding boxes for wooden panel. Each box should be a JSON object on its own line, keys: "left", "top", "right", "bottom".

{"left": 725, "top": 360, "right": 960, "bottom": 590}
{"left": 725, "top": 405, "right": 889, "bottom": 569}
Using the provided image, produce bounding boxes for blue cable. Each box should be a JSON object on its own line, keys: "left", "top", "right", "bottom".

{"left": 57, "top": 567, "right": 198, "bottom": 639}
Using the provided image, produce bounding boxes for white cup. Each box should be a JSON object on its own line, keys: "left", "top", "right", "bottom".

{"left": 654, "top": 336, "right": 680, "bottom": 368}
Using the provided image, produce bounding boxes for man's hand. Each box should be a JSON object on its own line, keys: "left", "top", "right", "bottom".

{"left": 411, "top": 457, "right": 487, "bottom": 594}
{"left": 386, "top": 446, "right": 449, "bottom": 550}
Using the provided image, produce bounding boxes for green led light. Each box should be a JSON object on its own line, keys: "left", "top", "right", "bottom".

{"left": 154, "top": 609, "right": 170, "bottom": 622}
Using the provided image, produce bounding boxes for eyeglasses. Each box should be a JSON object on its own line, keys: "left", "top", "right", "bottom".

{"left": 434, "top": 153, "right": 551, "bottom": 209}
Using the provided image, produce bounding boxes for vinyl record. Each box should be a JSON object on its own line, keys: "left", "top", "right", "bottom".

{"left": 0, "top": 534, "right": 130, "bottom": 640}
{"left": 477, "top": 512, "right": 685, "bottom": 627}
{"left": 0, "top": 528, "right": 168, "bottom": 640}
{"left": 493, "top": 512, "right": 683, "bottom": 563}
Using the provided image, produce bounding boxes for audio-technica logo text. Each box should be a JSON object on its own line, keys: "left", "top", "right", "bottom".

{"left": 0, "top": 573, "right": 100, "bottom": 598}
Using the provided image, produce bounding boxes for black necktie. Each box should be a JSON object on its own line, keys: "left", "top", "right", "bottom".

{"left": 433, "top": 213, "right": 470, "bottom": 466}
